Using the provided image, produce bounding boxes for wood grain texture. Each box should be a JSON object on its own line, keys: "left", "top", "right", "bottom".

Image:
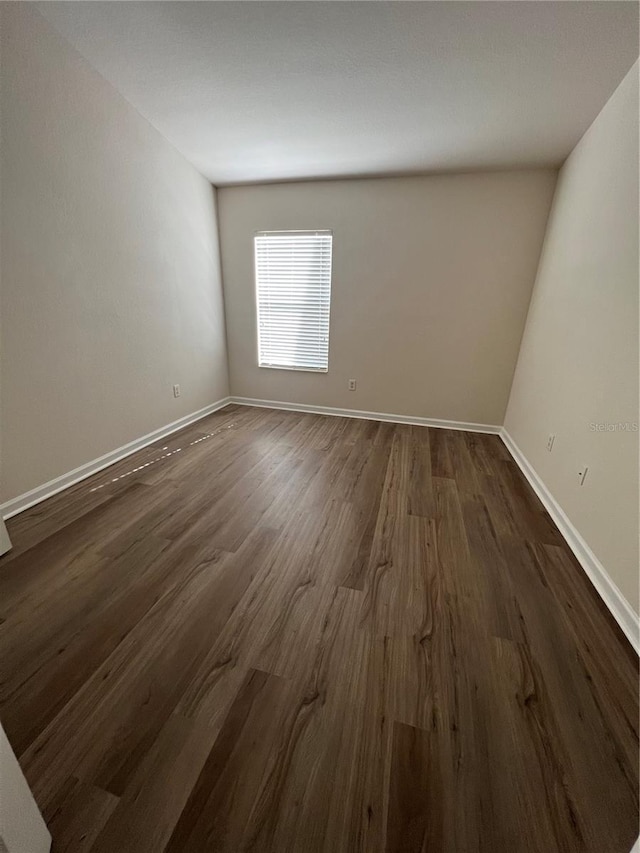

{"left": 0, "top": 404, "right": 637, "bottom": 852}
{"left": 387, "top": 721, "right": 441, "bottom": 853}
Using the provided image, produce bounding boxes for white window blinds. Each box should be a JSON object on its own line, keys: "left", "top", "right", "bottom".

{"left": 255, "top": 231, "right": 332, "bottom": 372}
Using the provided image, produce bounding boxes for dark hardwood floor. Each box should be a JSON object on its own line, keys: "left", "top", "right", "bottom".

{"left": 0, "top": 404, "right": 637, "bottom": 852}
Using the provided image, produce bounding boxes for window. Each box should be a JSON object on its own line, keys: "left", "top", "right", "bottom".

{"left": 255, "top": 230, "right": 332, "bottom": 372}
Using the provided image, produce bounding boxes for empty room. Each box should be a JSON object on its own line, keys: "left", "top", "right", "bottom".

{"left": 0, "top": 2, "right": 638, "bottom": 851}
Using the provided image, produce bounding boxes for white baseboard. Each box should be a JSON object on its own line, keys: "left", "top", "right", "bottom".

{"left": 500, "top": 428, "right": 639, "bottom": 654}
{"left": 229, "top": 396, "right": 501, "bottom": 434}
{"left": 1, "top": 397, "right": 232, "bottom": 521}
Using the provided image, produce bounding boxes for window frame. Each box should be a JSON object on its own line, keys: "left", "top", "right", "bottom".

{"left": 253, "top": 229, "right": 333, "bottom": 373}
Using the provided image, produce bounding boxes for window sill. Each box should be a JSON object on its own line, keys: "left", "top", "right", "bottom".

{"left": 258, "top": 364, "right": 328, "bottom": 373}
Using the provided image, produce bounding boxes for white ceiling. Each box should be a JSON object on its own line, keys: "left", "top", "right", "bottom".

{"left": 37, "top": 1, "right": 639, "bottom": 186}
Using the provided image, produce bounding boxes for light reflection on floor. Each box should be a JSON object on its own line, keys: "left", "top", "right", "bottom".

{"left": 89, "top": 423, "right": 237, "bottom": 492}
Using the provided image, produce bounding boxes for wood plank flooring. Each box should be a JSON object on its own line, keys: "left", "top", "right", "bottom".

{"left": 0, "top": 405, "right": 637, "bottom": 852}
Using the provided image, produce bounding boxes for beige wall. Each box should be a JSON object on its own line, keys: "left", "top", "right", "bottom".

{"left": 0, "top": 5, "right": 229, "bottom": 503}
{"left": 505, "top": 63, "right": 639, "bottom": 611}
{"left": 218, "top": 171, "right": 556, "bottom": 425}
{"left": 0, "top": 724, "right": 50, "bottom": 853}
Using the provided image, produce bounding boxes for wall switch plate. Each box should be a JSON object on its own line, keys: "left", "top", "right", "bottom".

{"left": 348, "top": 379, "right": 356, "bottom": 391}
{"left": 173, "top": 384, "right": 181, "bottom": 398}
{"left": 578, "top": 466, "right": 588, "bottom": 486}
{"left": 546, "top": 434, "right": 555, "bottom": 452}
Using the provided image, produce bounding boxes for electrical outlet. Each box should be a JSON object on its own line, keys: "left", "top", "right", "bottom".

{"left": 546, "top": 434, "right": 555, "bottom": 452}
{"left": 173, "top": 384, "right": 181, "bottom": 398}
{"left": 348, "top": 379, "right": 357, "bottom": 391}
{"left": 578, "top": 466, "right": 588, "bottom": 486}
